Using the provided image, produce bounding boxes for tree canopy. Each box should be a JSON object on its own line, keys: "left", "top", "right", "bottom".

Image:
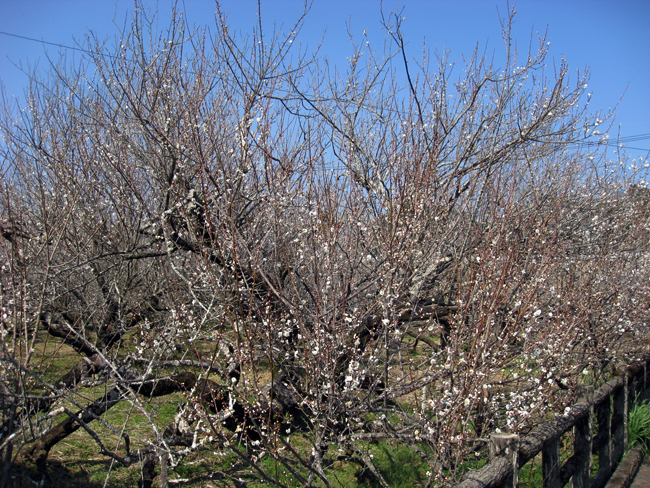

{"left": 1, "top": 3, "right": 648, "bottom": 487}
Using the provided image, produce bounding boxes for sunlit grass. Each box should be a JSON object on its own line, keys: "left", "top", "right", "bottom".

{"left": 629, "top": 394, "right": 650, "bottom": 455}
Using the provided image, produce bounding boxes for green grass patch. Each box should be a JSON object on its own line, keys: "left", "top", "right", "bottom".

{"left": 368, "top": 443, "right": 428, "bottom": 487}
{"left": 629, "top": 394, "right": 650, "bottom": 455}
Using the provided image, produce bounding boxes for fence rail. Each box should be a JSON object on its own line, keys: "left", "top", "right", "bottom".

{"left": 455, "top": 355, "right": 650, "bottom": 488}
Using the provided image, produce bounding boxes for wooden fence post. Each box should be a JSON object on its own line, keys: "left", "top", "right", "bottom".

{"left": 611, "top": 370, "right": 627, "bottom": 467}
{"left": 159, "top": 449, "right": 169, "bottom": 488}
{"left": 542, "top": 436, "right": 561, "bottom": 488}
{"left": 572, "top": 385, "right": 594, "bottom": 488}
{"left": 625, "top": 368, "right": 630, "bottom": 451}
{"left": 629, "top": 367, "right": 640, "bottom": 412}
{"left": 489, "top": 433, "right": 519, "bottom": 488}
{"left": 594, "top": 395, "right": 612, "bottom": 485}
{"left": 454, "top": 359, "right": 650, "bottom": 488}
{"left": 421, "top": 384, "right": 427, "bottom": 413}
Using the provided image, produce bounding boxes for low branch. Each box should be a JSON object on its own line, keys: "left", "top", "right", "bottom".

{"left": 40, "top": 312, "right": 98, "bottom": 357}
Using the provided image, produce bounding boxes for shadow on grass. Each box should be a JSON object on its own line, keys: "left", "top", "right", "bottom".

{"left": 356, "top": 443, "right": 427, "bottom": 488}
{"left": 8, "top": 459, "right": 136, "bottom": 488}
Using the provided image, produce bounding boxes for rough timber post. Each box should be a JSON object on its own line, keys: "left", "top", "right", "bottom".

{"left": 542, "top": 435, "right": 561, "bottom": 488}
{"left": 489, "top": 433, "right": 519, "bottom": 488}
{"left": 594, "top": 393, "right": 612, "bottom": 484}
{"left": 572, "top": 385, "right": 594, "bottom": 488}
{"left": 611, "top": 370, "right": 628, "bottom": 466}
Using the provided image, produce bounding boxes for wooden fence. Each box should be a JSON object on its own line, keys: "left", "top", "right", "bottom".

{"left": 455, "top": 355, "right": 650, "bottom": 488}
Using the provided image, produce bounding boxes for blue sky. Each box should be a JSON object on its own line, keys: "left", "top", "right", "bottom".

{"left": 1, "top": 0, "right": 648, "bottom": 157}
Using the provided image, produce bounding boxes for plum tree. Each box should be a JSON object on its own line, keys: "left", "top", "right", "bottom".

{"left": 0, "top": 2, "right": 647, "bottom": 486}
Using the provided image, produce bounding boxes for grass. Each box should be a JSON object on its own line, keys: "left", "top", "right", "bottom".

{"left": 629, "top": 394, "right": 650, "bottom": 455}
{"left": 6, "top": 342, "right": 459, "bottom": 487}
{"left": 358, "top": 443, "right": 428, "bottom": 488}
{"left": 517, "top": 435, "right": 577, "bottom": 488}
{"left": 11, "top": 326, "right": 610, "bottom": 487}
{"left": 247, "top": 441, "right": 429, "bottom": 488}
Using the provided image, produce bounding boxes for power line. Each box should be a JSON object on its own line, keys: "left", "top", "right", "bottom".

{"left": 1, "top": 30, "right": 648, "bottom": 153}
{"left": 616, "top": 133, "right": 650, "bottom": 143}
{"left": 0, "top": 31, "right": 92, "bottom": 55}
{"left": 566, "top": 139, "right": 649, "bottom": 153}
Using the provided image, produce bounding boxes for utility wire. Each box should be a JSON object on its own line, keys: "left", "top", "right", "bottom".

{"left": 615, "top": 133, "right": 650, "bottom": 143}
{"left": 0, "top": 30, "right": 127, "bottom": 63}
{"left": 0, "top": 31, "right": 92, "bottom": 55}
{"left": 1, "top": 30, "right": 648, "bottom": 152}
